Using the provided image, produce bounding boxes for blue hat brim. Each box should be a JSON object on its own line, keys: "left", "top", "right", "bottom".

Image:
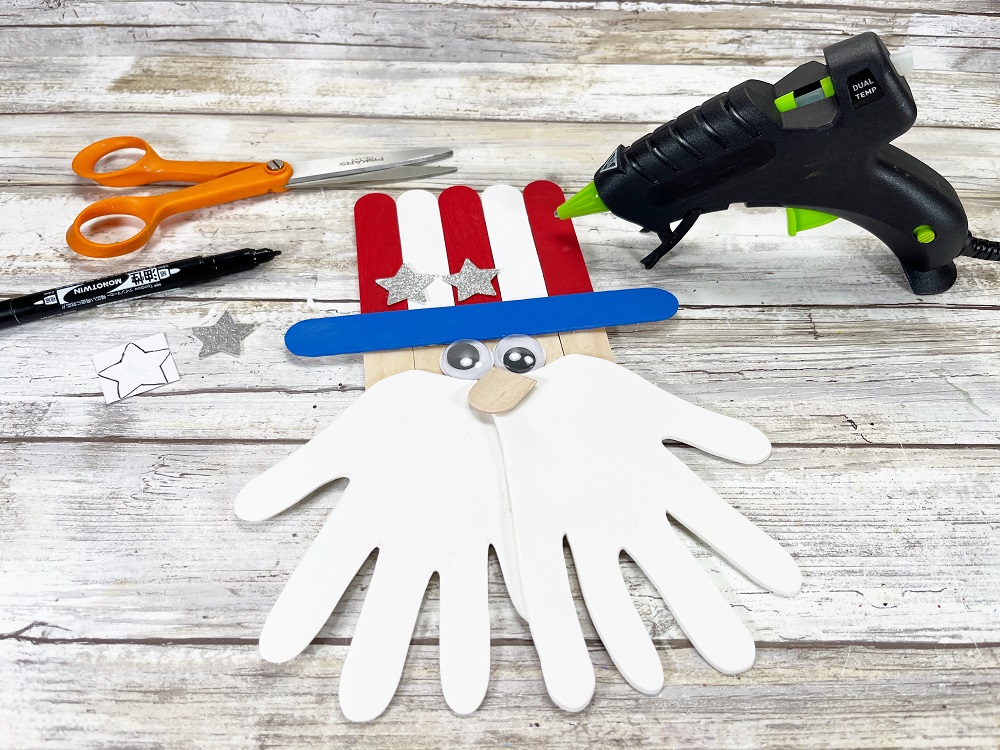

{"left": 285, "top": 288, "right": 678, "bottom": 357}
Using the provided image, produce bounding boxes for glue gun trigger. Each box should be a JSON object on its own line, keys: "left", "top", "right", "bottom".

{"left": 640, "top": 209, "right": 702, "bottom": 269}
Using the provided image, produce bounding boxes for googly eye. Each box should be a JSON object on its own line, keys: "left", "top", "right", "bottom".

{"left": 493, "top": 335, "right": 546, "bottom": 374}
{"left": 440, "top": 339, "right": 494, "bottom": 380}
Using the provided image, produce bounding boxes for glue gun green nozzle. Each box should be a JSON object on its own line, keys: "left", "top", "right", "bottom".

{"left": 556, "top": 181, "right": 609, "bottom": 220}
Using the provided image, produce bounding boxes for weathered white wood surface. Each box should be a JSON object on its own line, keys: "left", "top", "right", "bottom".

{"left": 4, "top": 643, "right": 1000, "bottom": 749}
{"left": 2, "top": 1, "right": 998, "bottom": 72}
{"left": 2, "top": 57, "right": 998, "bottom": 128}
{"left": 2, "top": 2, "right": 1000, "bottom": 747}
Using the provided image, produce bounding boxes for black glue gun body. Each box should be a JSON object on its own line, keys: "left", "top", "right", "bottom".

{"left": 589, "top": 32, "right": 970, "bottom": 294}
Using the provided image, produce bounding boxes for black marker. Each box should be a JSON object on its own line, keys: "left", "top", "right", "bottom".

{"left": 0, "top": 248, "right": 281, "bottom": 330}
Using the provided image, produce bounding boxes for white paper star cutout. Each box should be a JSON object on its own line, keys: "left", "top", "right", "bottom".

{"left": 96, "top": 339, "right": 174, "bottom": 401}
{"left": 375, "top": 263, "right": 436, "bottom": 305}
{"left": 442, "top": 259, "right": 499, "bottom": 301}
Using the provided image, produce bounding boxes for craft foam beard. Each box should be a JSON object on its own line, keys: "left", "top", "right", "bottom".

{"left": 236, "top": 182, "right": 801, "bottom": 722}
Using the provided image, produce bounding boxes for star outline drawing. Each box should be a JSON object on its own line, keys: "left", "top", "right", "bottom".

{"left": 98, "top": 341, "right": 173, "bottom": 400}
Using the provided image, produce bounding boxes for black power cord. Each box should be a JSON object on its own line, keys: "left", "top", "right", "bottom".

{"left": 961, "top": 233, "right": 1000, "bottom": 261}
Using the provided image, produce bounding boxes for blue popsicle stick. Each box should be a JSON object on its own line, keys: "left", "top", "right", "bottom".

{"left": 285, "top": 288, "right": 679, "bottom": 357}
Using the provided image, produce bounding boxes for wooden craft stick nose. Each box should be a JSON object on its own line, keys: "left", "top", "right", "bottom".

{"left": 468, "top": 367, "right": 536, "bottom": 414}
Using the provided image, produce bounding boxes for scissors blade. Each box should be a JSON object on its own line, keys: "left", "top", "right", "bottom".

{"left": 285, "top": 148, "right": 453, "bottom": 187}
{"left": 300, "top": 165, "right": 458, "bottom": 188}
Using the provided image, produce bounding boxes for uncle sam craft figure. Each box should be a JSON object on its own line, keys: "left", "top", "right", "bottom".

{"left": 236, "top": 181, "right": 801, "bottom": 721}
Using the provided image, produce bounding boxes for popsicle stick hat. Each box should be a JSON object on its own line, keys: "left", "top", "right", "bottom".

{"left": 284, "top": 181, "right": 678, "bottom": 357}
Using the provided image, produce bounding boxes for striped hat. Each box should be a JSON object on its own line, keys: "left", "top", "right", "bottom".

{"left": 283, "top": 182, "right": 678, "bottom": 357}
{"left": 358, "top": 181, "right": 594, "bottom": 313}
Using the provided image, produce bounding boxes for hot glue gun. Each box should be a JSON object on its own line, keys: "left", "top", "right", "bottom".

{"left": 557, "top": 32, "right": 999, "bottom": 294}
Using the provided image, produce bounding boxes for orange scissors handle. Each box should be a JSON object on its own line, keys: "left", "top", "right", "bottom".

{"left": 71, "top": 136, "right": 260, "bottom": 186}
{"left": 67, "top": 140, "right": 293, "bottom": 258}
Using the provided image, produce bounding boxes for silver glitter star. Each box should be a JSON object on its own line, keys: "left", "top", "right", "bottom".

{"left": 375, "top": 263, "right": 436, "bottom": 305}
{"left": 192, "top": 310, "right": 257, "bottom": 358}
{"left": 442, "top": 259, "right": 499, "bottom": 301}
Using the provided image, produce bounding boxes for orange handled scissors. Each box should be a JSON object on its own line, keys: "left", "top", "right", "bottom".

{"left": 67, "top": 136, "right": 455, "bottom": 258}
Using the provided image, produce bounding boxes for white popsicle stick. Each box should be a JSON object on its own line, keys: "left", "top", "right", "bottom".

{"left": 481, "top": 184, "right": 548, "bottom": 300}
{"left": 397, "top": 189, "right": 455, "bottom": 309}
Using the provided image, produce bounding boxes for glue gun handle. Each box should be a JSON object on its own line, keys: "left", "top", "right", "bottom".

{"left": 822, "top": 145, "right": 968, "bottom": 275}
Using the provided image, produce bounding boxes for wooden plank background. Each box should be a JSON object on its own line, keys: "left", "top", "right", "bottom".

{"left": 1, "top": 2, "right": 999, "bottom": 747}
